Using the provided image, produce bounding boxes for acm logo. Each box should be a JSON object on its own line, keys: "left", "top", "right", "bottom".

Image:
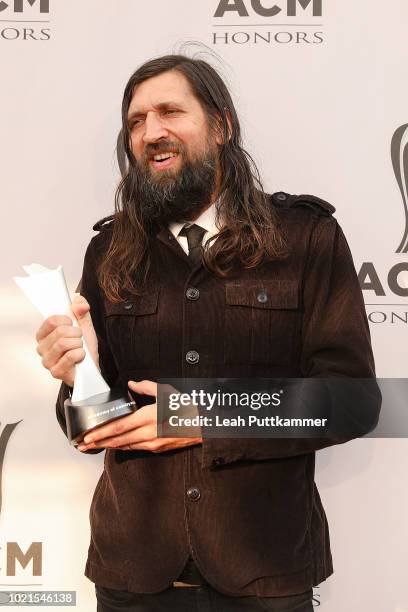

{"left": 0, "top": 0, "right": 50, "bottom": 41}
{"left": 214, "top": 0, "right": 322, "bottom": 17}
{"left": 0, "top": 422, "right": 42, "bottom": 578}
{"left": 0, "top": 0, "right": 49, "bottom": 12}
{"left": 212, "top": 0, "right": 323, "bottom": 46}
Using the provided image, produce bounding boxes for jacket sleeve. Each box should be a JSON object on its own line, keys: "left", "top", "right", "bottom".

{"left": 201, "top": 216, "right": 381, "bottom": 469}
{"left": 55, "top": 236, "right": 119, "bottom": 441}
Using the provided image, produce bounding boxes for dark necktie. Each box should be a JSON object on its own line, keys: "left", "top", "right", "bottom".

{"left": 179, "top": 224, "right": 206, "bottom": 265}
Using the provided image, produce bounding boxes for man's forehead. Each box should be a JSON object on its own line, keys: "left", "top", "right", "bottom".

{"left": 128, "top": 70, "right": 195, "bottom": 115}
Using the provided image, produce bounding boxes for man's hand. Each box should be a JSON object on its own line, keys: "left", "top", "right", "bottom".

{"left": 77, "top": 380, "right": 203, "bottom": 452}
{"left": 35, "top": 294, "right": 99, "bottom": 387}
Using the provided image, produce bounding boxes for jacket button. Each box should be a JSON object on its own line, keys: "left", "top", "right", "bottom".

{"left": 275, "top": 192, "right": 287, "bottom": 201}
{"left": 187, "top": 487, "right": 201, "bottom": 501}
{"left": 186, "top": 350, "right": 199, "bottom": 364}
{"left": 186, "top": 287, "right": 200, "bottom": 300}
{"left": 257, "top": 292, "right": 268, "bottom": 303}
{"left": 123, "top": 302, "right": 133, "bottom": 310}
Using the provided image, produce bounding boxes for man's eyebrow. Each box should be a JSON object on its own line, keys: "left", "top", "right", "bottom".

{"left": 127, "top": 101, "right": 183, "bottom": 120}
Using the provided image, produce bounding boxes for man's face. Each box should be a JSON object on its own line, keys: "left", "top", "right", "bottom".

{"left": 125, "top": 70, "right": 221, "bottom": 226}
{"left": 127, "top": 69, "right": 218, "bottom": 181}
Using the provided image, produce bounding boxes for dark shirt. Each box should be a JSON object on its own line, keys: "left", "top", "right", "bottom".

{"left": 56, "top": 192, "right": 379, "bottom": 597}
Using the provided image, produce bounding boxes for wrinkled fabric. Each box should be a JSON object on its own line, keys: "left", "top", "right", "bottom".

{"left": 56, "top": 197, "right": 378, "bottom": 597}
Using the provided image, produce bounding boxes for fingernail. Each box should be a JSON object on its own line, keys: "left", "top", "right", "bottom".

{"left": 84, "top": 436, "right": 92, "bottom": 444}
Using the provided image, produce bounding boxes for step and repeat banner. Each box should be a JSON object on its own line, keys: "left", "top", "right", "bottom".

{"left": 1, "top": 1, "right": 407, "bottom": 610}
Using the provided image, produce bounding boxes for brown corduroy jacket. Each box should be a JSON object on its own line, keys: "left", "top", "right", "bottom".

{"left": 56, "top": 191, "right": 379, "bottom": 597}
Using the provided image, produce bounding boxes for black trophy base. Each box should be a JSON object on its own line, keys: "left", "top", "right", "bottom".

{"left": 64, "top": 388, "right": 136, "bottom": 446}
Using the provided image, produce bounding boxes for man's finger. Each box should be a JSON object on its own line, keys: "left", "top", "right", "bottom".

{"left": 82, "top": 429, "right": 154, "bottom": 450}
{"left": 37, "top": 324, "right": 82, "bottom": 356}
{"left": 41, "top": 337, "right": 84, "bottom": 369}
{"left": 115, "top": 440, "right": 159, "bottom": 452}
{"left": 83, "top": 411, "right": 144, "bottom": 444}
{"left": 128, "top": 379, "right": 157, "bottom": 397}
{"left": 49, "top": 348, "right": 86, "bottom": 380}
{"left": 36, "top": 315, "right": 73, "bottom": 342}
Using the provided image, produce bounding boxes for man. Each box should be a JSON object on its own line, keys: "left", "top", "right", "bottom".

{"left": 36, "top": 55, "right": 379, "bottom": 611}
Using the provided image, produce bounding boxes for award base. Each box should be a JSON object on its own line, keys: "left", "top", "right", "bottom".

{"left": 64, "top": 388, "right": 136, "bottom": 446}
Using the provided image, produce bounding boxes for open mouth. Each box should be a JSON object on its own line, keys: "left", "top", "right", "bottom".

{"left": 149, "top": 151, "right": 180, "bottom": 170}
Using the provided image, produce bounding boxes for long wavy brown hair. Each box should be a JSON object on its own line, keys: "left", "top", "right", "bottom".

{"left": 99, "top": 54, "right": 286, "bottom": 302}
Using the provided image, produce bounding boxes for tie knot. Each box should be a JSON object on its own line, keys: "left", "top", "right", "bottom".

{"left": 179, "top": 224, "right": 206, "bottom": 249}
{"left": 178, "top": 224, "right": 206, "bottom": 265}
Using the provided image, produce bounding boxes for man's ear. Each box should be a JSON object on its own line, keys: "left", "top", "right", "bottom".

{"left": 215, "top": 108, "right": 233, "bottom": 145}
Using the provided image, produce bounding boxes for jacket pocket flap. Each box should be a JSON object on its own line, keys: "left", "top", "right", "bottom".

{"left": 226, "top": 280, "right": 298, "bottom": 309}
{"left": 104, "top": 289, "right": 159, "bottom": 316}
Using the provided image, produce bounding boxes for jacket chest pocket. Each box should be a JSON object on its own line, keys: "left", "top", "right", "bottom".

{"left": 224, "top": 280, "right": 300, "bottom": 366}
{"left": 104, "top": 289, "right": 159, "bottom": 370}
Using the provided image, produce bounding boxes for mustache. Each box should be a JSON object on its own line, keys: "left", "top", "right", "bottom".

{"left": 142, "top": 141, "right": 185, "bottom": 160}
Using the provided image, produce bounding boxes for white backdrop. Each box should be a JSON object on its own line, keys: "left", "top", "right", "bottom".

{"left": 1, "top": 1, "right": 407, "bottom": 610}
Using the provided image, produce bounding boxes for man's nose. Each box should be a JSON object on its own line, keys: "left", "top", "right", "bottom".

{"left": 142, "top": 112, "right": 169, "bottom": 144}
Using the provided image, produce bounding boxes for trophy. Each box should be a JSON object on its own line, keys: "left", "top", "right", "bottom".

{"left": 13, "top": 264, "right": 136, "bottom": 446}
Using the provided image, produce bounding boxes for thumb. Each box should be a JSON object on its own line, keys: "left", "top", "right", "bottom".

{"left": 71, "top": 294, "right": 94, "bottom": 330}
{"left": 71, "top": 294, "right": 98, "bottom": 360}
{"left": 128, "top": 380, "right": 157, "bottom": 398}
{"left": 71, "top": 293, "right": 91, "bottom": 320}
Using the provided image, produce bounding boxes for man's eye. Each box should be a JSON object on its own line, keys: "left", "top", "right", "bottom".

{"left": 164, "top": 109, "right": 178, "bottom": 116}
{"left": 130, "top": 119, "right": 143, "bottom": 129}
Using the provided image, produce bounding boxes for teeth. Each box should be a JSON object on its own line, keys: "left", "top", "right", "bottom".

{"left": 153, "top": 152, "right": 178, "bottom": 161}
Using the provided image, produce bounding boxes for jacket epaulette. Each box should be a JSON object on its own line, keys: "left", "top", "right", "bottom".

{"left": 93, "top": 215, "right": 115, "bottom": 232}
{"left": 271, "top": 191, "right": 336, "bottom": 216}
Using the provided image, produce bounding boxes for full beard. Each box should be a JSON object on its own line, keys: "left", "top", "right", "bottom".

{"left": 134, "top": 141, "right": 218, "bottom": 228}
